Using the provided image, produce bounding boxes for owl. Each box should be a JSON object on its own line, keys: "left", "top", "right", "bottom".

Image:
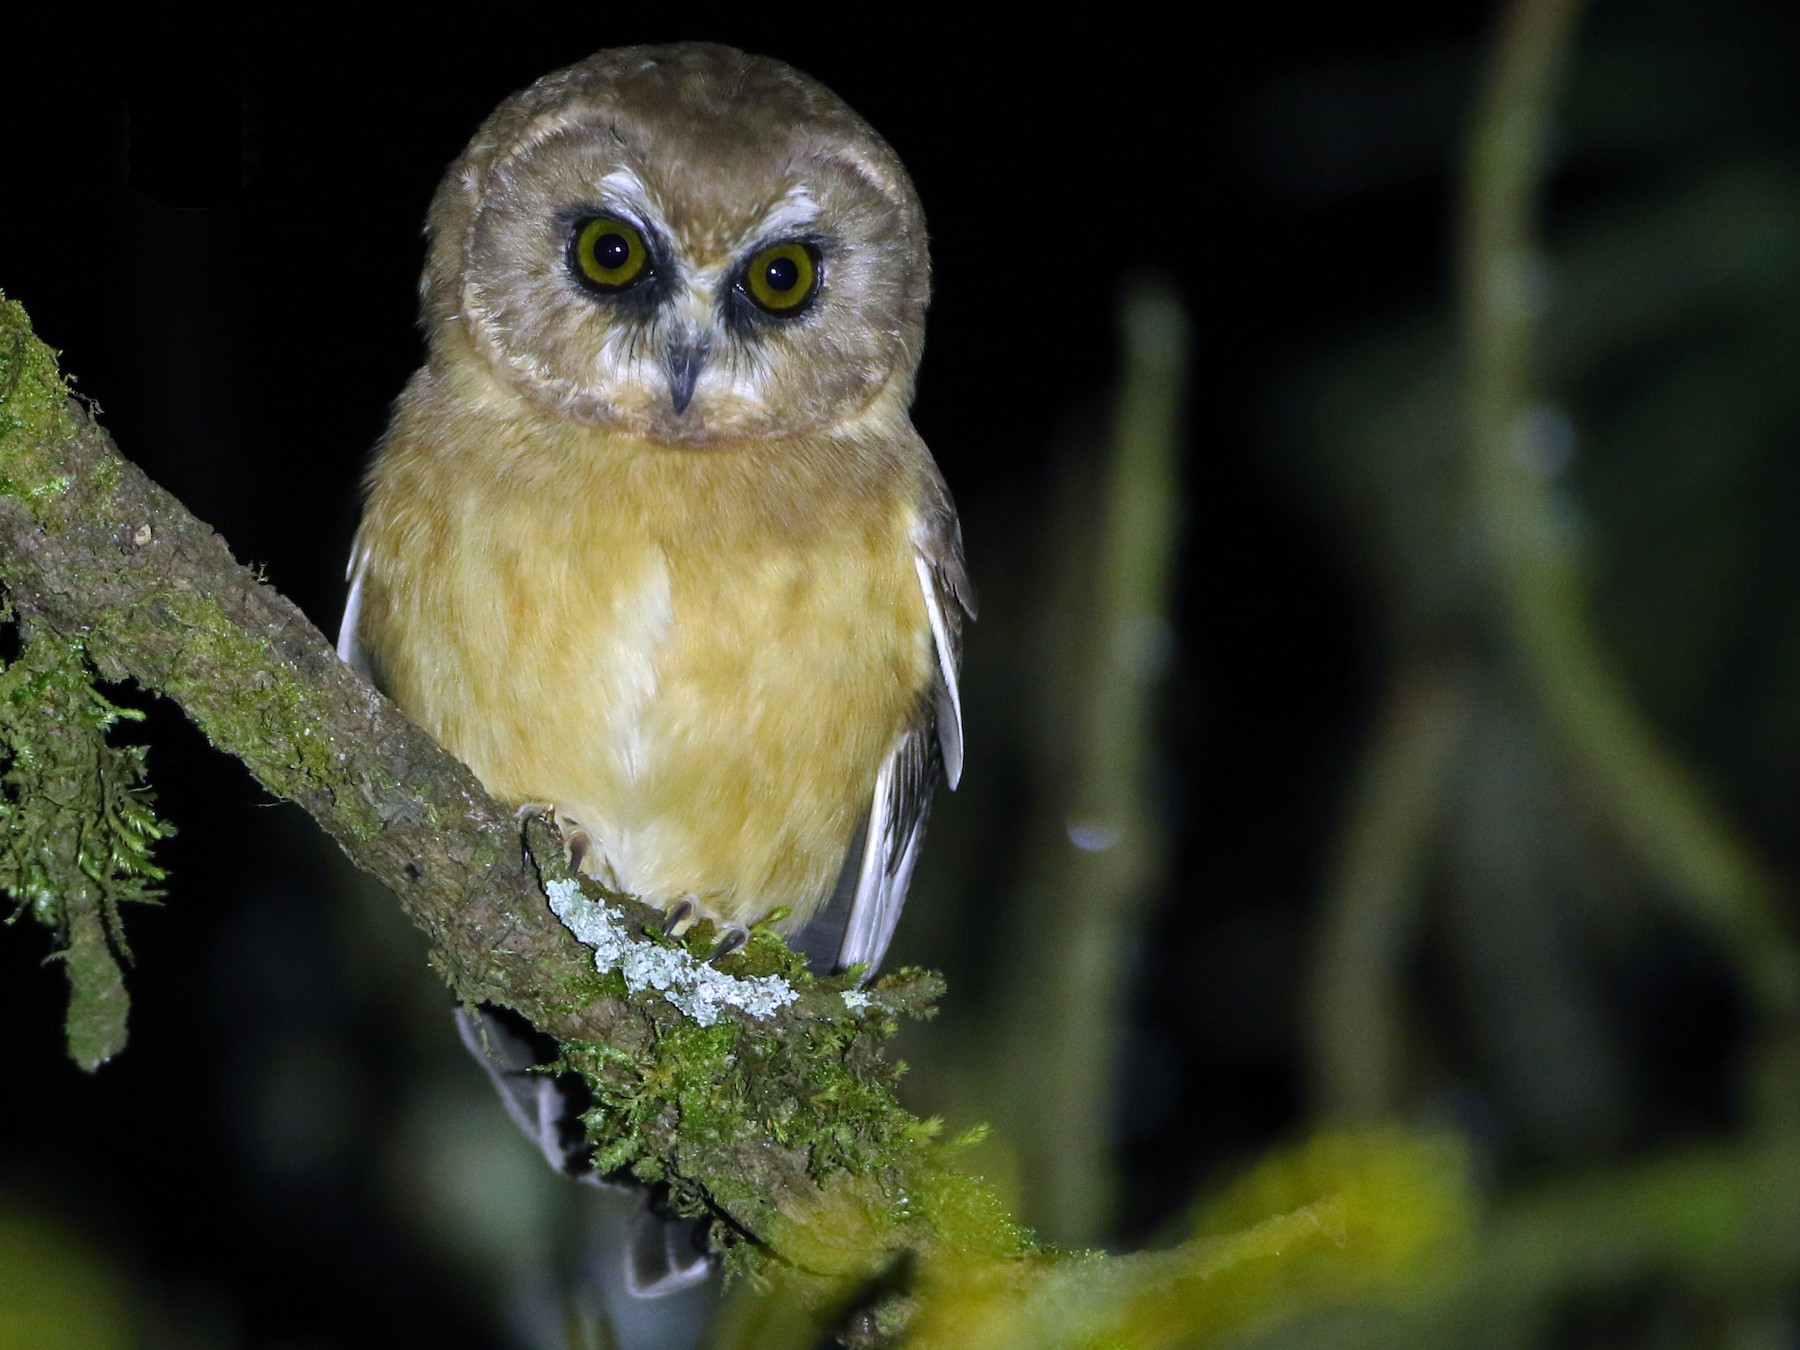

{"left": 336, "top": 43, "right": 970, "bottom": 979}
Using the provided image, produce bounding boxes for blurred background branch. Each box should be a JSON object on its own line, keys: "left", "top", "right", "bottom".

{"left": 1310, "top": 668, "right": 1475, "bottom": 1121}
{"left": 1459, "top": 0, "right": 1799, "bottom": 1022}
{"left": 1306, "top": 0, "right": 1800, "bottom": 1159}
{"left": 987, "top": 282, "right": 1189, "bottom": 1246}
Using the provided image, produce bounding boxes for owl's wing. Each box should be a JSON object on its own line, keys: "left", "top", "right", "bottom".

{"left": 457, "top": 1004, "right": 715, "bottom": 1298}
{"left": 336, "top": 541, "right": 373, "bottom": 677}
{"left": 829, "top": 476, "right": 975, "bottom": 976}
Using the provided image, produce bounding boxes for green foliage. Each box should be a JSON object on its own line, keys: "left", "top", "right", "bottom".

{"left": 557, "top": 956, "right": 930, "bottom": 1231}
{"left": 0, "top": 630, "right": 171, "bottom": 1069}
{"left": 712, "top": 1127, "right": 1473, "bottom": 1349}
{"left": 0, "top": 294, "right": 81, "bottom": 517}
{"left": 0, "top": 1196, "right": 137, "bottom": 1349}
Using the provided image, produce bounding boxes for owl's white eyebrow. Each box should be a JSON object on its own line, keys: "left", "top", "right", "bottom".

{"left": 595, "top": 167, "right": 671, "bottom": 238}
{"left": 753, "top": 186, "right": 818, "bottom": 240}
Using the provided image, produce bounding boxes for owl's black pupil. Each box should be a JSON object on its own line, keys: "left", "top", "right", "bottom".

{"left": 595, "top": 233, "right": 631, "bottom": 270}
{"left": 764, "top": 256, "right": 800, "bottom": 292}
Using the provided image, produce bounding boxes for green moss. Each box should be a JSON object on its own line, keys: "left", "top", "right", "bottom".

{"left": 544, "top": 916, "right": 962, "bottom": 1292}
{"left": 540, "top": 869, "right": 944, "bottom": 1254}
{"left": 714, "top": 926, "right": 813, "bottom": 983}
{"left": 543, "top": 960, "right": 628, "bottom": 1013}
{"left": 911, "top": 1161, "right": 1031, "bottom": 1263}
{"left": 0, "top": 630, "right": 172, "bottom": 1070}
{"left": 170, "top": 597, "right": 388, "bottom": 841}
{"left": 0, "top": 295, "right": 81, "bottom": 519}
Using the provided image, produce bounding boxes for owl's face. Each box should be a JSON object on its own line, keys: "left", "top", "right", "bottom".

{"left": 422, "top": 45, "right": 930, "bottom": 447}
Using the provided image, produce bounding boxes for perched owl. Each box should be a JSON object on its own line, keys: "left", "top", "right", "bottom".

{"left": 337, "top": 45, "right": 969, "bottom": 982}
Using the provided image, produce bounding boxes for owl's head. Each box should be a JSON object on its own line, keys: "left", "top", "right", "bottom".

{"left": 421, "top": 44, "right": 930, "bottom": 447}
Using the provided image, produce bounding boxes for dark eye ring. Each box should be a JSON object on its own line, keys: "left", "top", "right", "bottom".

{"left": 569, "top": 216, "right": 652, "bottom": 292}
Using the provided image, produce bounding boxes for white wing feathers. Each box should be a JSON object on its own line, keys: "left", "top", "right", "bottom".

{"left": 915, "top": 552, "right": 964, "bottom": 789}
{"left": 337, "top": 543, "right": 371, "bottom": 677}
{"left": 831, "top": 493, "right": 974, "bottom": 976}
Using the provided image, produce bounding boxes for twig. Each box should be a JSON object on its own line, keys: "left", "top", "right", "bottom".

{"left": 992, "top": 280, "right": 1188, "bottom": 1244}
{"left": 1308, "top": 669, "right": 1475, "bottom": 1120}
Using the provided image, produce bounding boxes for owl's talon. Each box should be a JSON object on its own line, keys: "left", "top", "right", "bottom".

{"left": 662, "top": 897, "right": 698, "bottom": 938}
{"left": 515, "top": 802, "right": 560, "bottom": 872}
{"left": 711, "top": 924, "right": 750, "bottom": 962}
{"left": 567, "top": 830, "right": 592, "bottom": 873}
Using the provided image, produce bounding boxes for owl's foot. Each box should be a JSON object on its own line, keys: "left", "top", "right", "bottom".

{"left": 661, "top": 896, "right": 699, "bottom": 938}
{"left": 710, "top": 924, "right": 750, "bottom": 962}
{"left": 660, "top": 900, "right": 746, "bottom": 961}
{"left": 520, "top": 804, "right": 608, "bottom": 878}
{"left": 565, "top": 830, "right": 593, "bottom": 873}
{"left": 513, "top": 801, "right": 561, "bottom": 874}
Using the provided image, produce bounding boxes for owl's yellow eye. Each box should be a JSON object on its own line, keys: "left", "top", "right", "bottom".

{"left": 741, "top": 241, "right": 819, "bottom": 315}
{"left": 571, "top": 216, "right": 651, "bottom": 291}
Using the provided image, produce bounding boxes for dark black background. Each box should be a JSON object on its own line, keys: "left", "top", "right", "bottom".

{"left": 7, "top": 3, "right": 1799, "bottom": 1345}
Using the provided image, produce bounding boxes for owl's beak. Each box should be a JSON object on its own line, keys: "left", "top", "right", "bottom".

{"left": 666, "top": 337, "right": 709, "bottom": 415}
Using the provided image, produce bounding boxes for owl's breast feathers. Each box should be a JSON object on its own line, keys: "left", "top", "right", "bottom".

{"left": 347, "top": 369, "right": 956, "bottom": 933}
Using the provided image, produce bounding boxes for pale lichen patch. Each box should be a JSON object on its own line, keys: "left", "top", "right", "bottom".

{"left": 547, "top": 878, "right": 799, "bottom": 1025}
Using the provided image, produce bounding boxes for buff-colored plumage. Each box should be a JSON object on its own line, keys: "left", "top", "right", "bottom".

{"left": 339, "top": 44, "right": 969, "bottom": 973}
